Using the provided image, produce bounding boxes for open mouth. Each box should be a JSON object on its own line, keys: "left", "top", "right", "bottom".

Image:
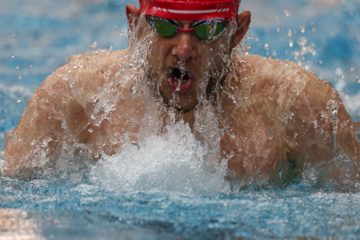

{"left": 166, "top": 67, "right": 195, "bottom": 93}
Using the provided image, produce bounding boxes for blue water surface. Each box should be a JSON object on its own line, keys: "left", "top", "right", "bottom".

{"left": 1, "top": 0, "right": 360, "bottom": 239}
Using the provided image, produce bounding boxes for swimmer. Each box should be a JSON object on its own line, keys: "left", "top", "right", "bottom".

{"left": 3, "top": 0, "right": 360, "bottom": 183}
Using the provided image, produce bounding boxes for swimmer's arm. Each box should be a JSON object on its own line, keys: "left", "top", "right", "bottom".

{"left": 287, "top": 78, "right": 360, "bottom": 178}
{"left": 3, "top": 66, "right": 86, "bottom": 176}
{"left": 3, "top": 51, "right": 122, "bottom": 176}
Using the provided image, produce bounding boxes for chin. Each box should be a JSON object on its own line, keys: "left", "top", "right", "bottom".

{"left": 159, "top": 88, "right": 198, "bottom": 112}
{"left": 176, "top": 101, "right": 198, "bottom": 112}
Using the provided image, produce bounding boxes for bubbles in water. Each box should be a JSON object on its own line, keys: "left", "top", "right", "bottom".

{"left": 264, "top": 44, "right": 270, "bottom": 50}
{"left": 284, "top": 10, "right": 291, "bottom": 17}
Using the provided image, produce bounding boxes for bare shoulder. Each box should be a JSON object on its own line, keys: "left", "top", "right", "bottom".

{"left": 15, "top": 49, "right": 128, "bottom": 131}
{"left": 229, "top": 54, "right": 336, "bottom": 114}
{"left": 239, "top": 54, "right": 323, "bottom": 95}
{"left": 41, "top": 49, "right": 127, "bottom": 99}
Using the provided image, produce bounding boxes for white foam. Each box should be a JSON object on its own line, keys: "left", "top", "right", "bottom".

{"left": 89, "top": 121, "right": 230, "bottom": 195}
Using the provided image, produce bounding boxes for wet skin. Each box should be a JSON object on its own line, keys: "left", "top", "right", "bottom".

{"left": 3, "top": 5, "right": 360, "bottom": 184}
{"left": 130, "top": 6, "right": 250, "bottom": 112}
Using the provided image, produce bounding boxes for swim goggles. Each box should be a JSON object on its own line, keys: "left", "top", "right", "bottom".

{"left": 146, "top": 16, "right": 228, "bottom": 42}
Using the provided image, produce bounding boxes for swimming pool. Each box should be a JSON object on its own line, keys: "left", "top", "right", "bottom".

{"left": 1, "top": 0, "right": 360, "bottom": 239}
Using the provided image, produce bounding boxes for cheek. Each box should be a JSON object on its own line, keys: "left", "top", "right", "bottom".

{"left": 147, "top": 38, "right": 172, "bottom": 69}
{"left": 196, "top": 45, "right": 227, "bottom": 71}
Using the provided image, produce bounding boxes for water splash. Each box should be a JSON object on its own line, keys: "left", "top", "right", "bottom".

{"left": 90, "top": 120, "right": 230, "bottom": 195}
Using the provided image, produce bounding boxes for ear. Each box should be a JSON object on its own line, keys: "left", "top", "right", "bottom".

{"left": 232, "top": 11, "right": 251, "bottom": 48}
{"left": 126, "top": 4, "right": 140, "bottom": 32}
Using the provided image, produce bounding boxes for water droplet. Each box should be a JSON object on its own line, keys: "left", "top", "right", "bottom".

{"left": 335, "top": 68, "right": 343, "bottom": 76}
{"left": 289, "top": 40, "right": 293, "bottom": 47}
{"left": 264, "top": 44, "right": 270, "bottom": 50}
{"left": 288, "top": 29, "right": 292, "bottom": 37}
{"left": 90, "top": 41, "right": 98, "bottom": 49}
{"left": 300, "top": 26, "right": 306, "bottom": 33}
{"left": 297, "top": 37, "right": 307, "bottom": 47}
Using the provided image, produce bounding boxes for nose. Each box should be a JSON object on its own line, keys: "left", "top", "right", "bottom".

{"left": 172, "top": 33, "right": 197, "bottom": 61}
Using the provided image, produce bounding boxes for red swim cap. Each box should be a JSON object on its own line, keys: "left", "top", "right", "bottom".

{"left": 138, "top": 0, "right": 241, "bottom": 21}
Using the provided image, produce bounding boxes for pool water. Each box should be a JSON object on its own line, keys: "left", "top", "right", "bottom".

{"left": 1, "top": 0, "right": 360, "bottom": 239}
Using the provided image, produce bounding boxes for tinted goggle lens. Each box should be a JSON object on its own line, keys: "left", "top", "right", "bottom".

{"left": 194, "top": 22, "right": 225, "bottom": 40}
{"left": 147, "top": 17, "right": 226, "bottom": 41}
{"left": 148, "top": 18, "right": 178, "bottom": 38}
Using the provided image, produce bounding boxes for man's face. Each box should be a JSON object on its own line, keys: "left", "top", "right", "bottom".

{"left": 137, "top": 16, "right": 237, "bottom": 112}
